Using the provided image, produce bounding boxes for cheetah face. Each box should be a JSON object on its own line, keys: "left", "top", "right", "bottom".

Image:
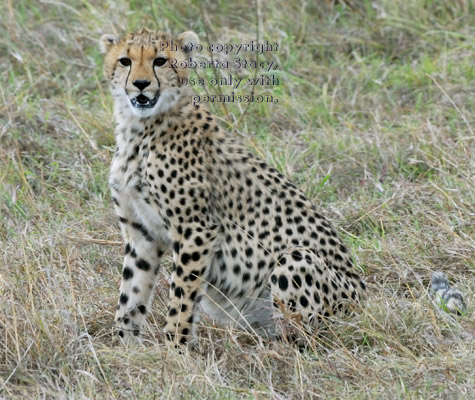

{"left": 100, "top": 29, "right": 199, "bottom": 118}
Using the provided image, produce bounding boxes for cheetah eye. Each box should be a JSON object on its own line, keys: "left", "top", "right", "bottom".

{"left": 153, "top": 57, "right": 167, "bottom": 67}
{"left": 119, "top": 58, "right": 131, "bottom": 67}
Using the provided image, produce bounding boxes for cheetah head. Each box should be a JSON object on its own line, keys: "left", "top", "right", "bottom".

{"left": 100, "top": 28, "right": 199, "bottom": 118}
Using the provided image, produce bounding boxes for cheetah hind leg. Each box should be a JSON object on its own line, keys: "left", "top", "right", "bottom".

{"left": 269, "top": 248, "right": 358, "bottom": 345}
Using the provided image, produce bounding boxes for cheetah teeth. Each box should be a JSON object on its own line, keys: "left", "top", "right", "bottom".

{"left": 131, "top": 94, "right": 158, "bottom": 108}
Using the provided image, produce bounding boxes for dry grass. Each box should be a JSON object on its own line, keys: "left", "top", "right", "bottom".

{"left": 1, "top": 0, "right": 474, "bottom": 398}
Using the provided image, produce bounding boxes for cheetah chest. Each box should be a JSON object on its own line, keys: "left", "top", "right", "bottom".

{"left": 109, "top": 147, "right": 169, "bottom": 243}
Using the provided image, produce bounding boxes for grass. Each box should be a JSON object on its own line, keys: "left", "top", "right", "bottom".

{"left": 1, "top": 0, "right": 474, "bottom": 398}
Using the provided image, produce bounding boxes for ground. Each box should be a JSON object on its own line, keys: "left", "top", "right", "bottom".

{"left": 0, "top": 0, "right": 474, "bottom": 398}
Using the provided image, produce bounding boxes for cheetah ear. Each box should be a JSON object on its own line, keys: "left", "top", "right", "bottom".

{"left": 100, "top": 33, "right": 118, "bottom": 54}
{"left": 176, "top": 31, "right": 200, "bottom": 54}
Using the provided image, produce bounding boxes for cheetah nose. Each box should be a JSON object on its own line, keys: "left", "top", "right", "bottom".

{"left": 133, "top": 80, "right": 151, "bottom": 90}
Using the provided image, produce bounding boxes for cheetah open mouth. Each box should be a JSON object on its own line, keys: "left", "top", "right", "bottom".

{"left": 131, "top": 94, "right": 158, "bottom": 109}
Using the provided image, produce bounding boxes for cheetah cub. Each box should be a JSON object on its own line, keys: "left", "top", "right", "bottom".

{"left": 100, "top": 28, "right": 365, "bottom": 346}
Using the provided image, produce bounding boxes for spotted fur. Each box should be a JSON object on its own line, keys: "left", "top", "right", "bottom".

{"left": 100, "top": 28, "right": 365, "bottom": 346}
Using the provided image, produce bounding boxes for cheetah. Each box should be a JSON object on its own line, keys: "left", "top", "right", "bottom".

{"left": 99, "top": 28, "right": 365, "bottom": 347}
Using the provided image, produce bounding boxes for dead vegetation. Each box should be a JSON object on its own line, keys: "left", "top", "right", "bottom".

{"left": 0, "top": 0, "right": 473, "bottom": 398}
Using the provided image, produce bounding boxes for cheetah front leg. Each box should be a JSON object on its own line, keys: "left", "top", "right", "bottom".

{"left": 114, "top": 224, "right": 169, "bottom": 341}
{"left": 164, "top": 224, "right": 218, "bottom": 347}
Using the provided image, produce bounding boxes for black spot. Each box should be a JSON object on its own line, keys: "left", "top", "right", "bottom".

{"left": 125, "top": 243, "right": 131, "bottom": 255}
{"left": 278, "top": 275, "right": 289, "bottom": 291}
{"left": 138, "top": 305, "right": 146, "bottom": 314}
{"left": 322, "top": 283, "right": 329, "bottom": 294}
{"left": 169, "top": 308, "right": 178, "bottom": 316}
{"left": 175, "top": 287, "right": 184, "bottom": 298}
{"left": 181, "top": 252, "right": 191, "bottom": 265}
{"left": 305, "top": 274, "right": 313, "bottom": 286}
{"left": 291, "top": 250, "right": 302, "bottom": 261}
{"left": 292, "top": 275, "right": 302, "bottom": 289}
{"left": 119, "top": 293, "right": 128, "bottom": 304}
{"left": 313, "top": 292, "right": 321, "bottom": 304}
{"left": 131, "top": 222, "right": 153, "bottom": 241}
{"left": 300, "top": 295, "right": 309, "bottom": 308}
{"left": 189, "top": 270, "right": 200, "bottom": 281}
{"left": 288, "top": 299, "right": 296, "bottom": 312}
{"left": 122, "top": 267, "right": 133, "bottom": 280}
{"left": 184, "top": 228, "right": 193, "bottom": 240}
{"left": 136, "top": 259, "right": 151, "bottom": 271}
{"left": 191, "top": 251, "right": 200, "bottom": 262}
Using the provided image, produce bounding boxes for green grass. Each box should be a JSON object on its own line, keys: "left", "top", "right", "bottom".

{"left": 1, "top": 0, "right": 474, "bottom": 398}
